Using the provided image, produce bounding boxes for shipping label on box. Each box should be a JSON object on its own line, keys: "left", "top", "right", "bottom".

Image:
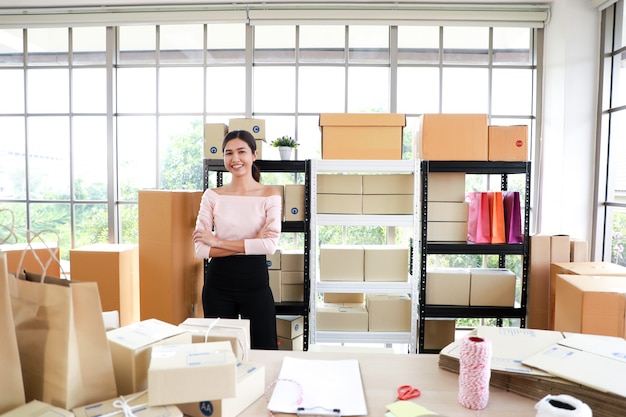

{"left": 177, "top": 362, "right": 265, "bottom": 417}
{"left": 362, "top": 174, "right": 414, "bottom": 194}
{"left": 284, "top": 184, "right": 305, "bottom": 221}
{"left": 228, "top": 118, "right": 265, "bottom": 140}
{"left": 317, "top": 174, "right": 362, "bottom": 194}
{"left": 148, "top": 342, "right": 237, "bottom": 406}
{"left": 317, "top": 194, "right": 362, "bottom": 214}
{"left": 488, "top": 125, "right": 528, "bottom": 161}
{"left": 426, "top": 268, "right": 470, "bottom": 305}
{"left": 204, "top": 123, "right": 228, "bottom": 159}
{"left": 178, "top": 317, "right": 250, "bottom": 361}
{"left": 107, "top": 318, "right": 192, "bottom": 395}
{"left": 276, "top": 315, "right": 304, "bottom": 339}
{"left": 469, "top": 268, "right": 517, "bottom": 307}
{"left": 363, "top": 245, "right": 409, "bottom": 282}
{"left": 416, "top": 114, "right": 488, "bottom": 161}
{"left": 319, "top": 245, "right": 364, "bottom": 281}
{"left": 366, "top": 294, "right": 411, "bottom": 332}
{"left": 315, "top": 303, "right": 368, "bottom": 331}
{"left": 73, "top": 391, "right": 182, "bottom": 417}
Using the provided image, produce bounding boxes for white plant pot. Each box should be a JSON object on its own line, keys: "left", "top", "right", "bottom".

{"left": 279, "top": 146, "right": 294, "bottom": 160}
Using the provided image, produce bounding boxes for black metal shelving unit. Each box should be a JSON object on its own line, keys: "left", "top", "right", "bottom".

{"left": 203, "top": 158, "right": 312, "bottom": 350}
{"left": 418, "top": 160, "right": 531, "bottom": 353}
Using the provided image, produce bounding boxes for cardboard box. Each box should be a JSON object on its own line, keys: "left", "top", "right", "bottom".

{"left": 362, "top": 174, "right": 414, "bottom": 194}
{"left": 280, "top": 250, "right": 304, "bottom": 272}
{"left": 69, "top": 243, "right": 139, "bottom": 326}
{"left": 138, "top": 190, "right": 204, "bottom": 323}
{"left": 319, "top": 113, "right": 406, "bottom": 160}
{"left": 426, "top": 268, "right": 471, "bottom": 305}
{"left": 178, "top": 317, "right": 250, "bottom": 361}
{"left": 554, "top": 274, "right": 626, "bottom": 337}
{"left": 315, "top": 303, "right": 368, "bottom": 331}
{"left": 550, "top": 234, "right": 571, "bottom": 262}
{"left": 319, "top": 245, "right": 364, "bottom": 281}
{"left": 4, "top": 401, "right": 74, "bottom": 417}
{"left": 107, "top": 318, "right": 192, "bottom": 395}
{"left": 427, "top": 202, "right": 469, "bottom": 222}
{"left": 281, "top": 271, "right": 304, "bottom": 284}
{"left": 317, "top": 194, "right": 362, "bottom": 214}
{"left": 362, "top": 194, "right": 413, "bottom": 215}
{"left": 423, "top": 319, "right": 456, "bottom": 351}
{"left": 528, "top": 234, "right": 551, "bottom": 330}
{"left": 266, "top": 249, "right": 281, "bottom": 269}
{"left": 323, "top": 293, "right": 365, "bottom": 303}
{"left": 488, "top": 125, "right": 529, "bottom": 161}
{"left": 177, "top": 362, "right": 265, "bottom": 417}
{"left": 367, "top": 294, "right": 411, "bottom": 331}
{"left": 204, "top": 123, "right": 228, "bottom": 159}
{"left": 73, "top": 391, "right": 182, "bottom": 417}
{"left": 427, "top": 221, "right": 468, "bottom": 242}
{"left": 550, "top": 261, "right": 626, "bottom": 330}
{"left": 148, "top": 341, "right": 237, "bottom": 406}
{"left": 276, "top": 315, "right": 304, "bottom": 339}
{"left": 0, "top": 242, "right": 61, "bottom": 278}
{"left": 278, "top": 335, "right": 304, "bottom": 351}
{"left": 570, "top": 238, "right": 590, "bottom": 262}
{"left": 317, "top": 174, "right": 362, "bottom": 194}
{"left": 470, "top": 268, "right": 517, "bottom": 307}
{"left": 269, "top": 270, "right": 281, "bottom": 302}
{"left": 284, "top": 184, "right": 305, "bottom": 221}
{"left": 228, "top": 118, "right": 265, "bottom": 140}
{"left": 363, "top": 245, "right": 409, "bottom": 282}
{"left": 281, "top": 283, "right": 304, "bottom": 302}
{"left": 416, "top": 114, "right": 488, "bottom": 161}
{"left": 427, "top": 172, "right": 466, "bottom": 202}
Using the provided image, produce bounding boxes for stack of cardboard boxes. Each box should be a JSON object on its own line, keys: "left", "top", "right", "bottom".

{"left": 204, "top": 118, "right": 271, "bottom": 159}
{"left": 276, "top": 315, "right": 304, "bottom": 351}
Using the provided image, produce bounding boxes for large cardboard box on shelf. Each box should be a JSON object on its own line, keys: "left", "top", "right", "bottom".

{"left": 138, "top": 190, "right": 204, "bottom": 324}
{"left": 317, "top": 174, "right": 362, "bottom": 194}
{"left": 315, "top": 303, "right": 368, "bottom": 331}
{"left": 554, "top": 274, "right": 626, "bottom": 338}
{"left": 426, "top": 221, "right": 468, "bottom": 242}
{"left": 0, "top": 242, "right": 61, "bottom": 278}
{"left": 426, "top": 268, "right": 471, "bottom": 305}
{"left": 281, "top": 270, "right": 304, "bottom": 284}
{"left": 228, "top": 118, "right": 265, "bottom": 140}
{"left": 280, "top": 250, "right": 304, "bottom": 272}
{"left": 488, "top": 125, "right": 529, "bottom": 161}
{"left": 284, "top": 184, "right": 305, "bottom": 221}
{"left": 69, "top": 243, "right": 139, "bottom": 327}
{"left": 324, "top": 292, "right": 365, "bottom": 303}
{"left": 362, "top": 194, "right": 413, "bottom": 215}
{"left": 469, "top": 268, "right": 517, "bottom": 307}
{"left": 367, "top": 294, "right": 411, "bottom": 331}
{"left": 317, "top": 194, "right": 362, "bottom": 214}
{"left": 269, "top": 270, "right": 281, "bottom": 302}
{"left": 319, "top": 113, "right": 406, "bottom": 160}
{"left": 204, "top": 123, "right": 228, "bottom": 159}
{"left": 550, "top": 261, "right": 626, "bottom": 329}
{"left": 363, "top": 245, "right": 409, "bottom": 282}
{"left": 148, "top": 341, "right": 237, "bottom": 406}
{"left": 362, "top": 174, "right": 414, "bottom": 194}
{"left": 319, "top": 245, "right": 364, "bottom": 281}
{"left": 415, "top": 114, "right": 488, "bottom": 161}
{"left": 422, "top": 319, "right": 456, "bottom": 351}
{"left": 176, "top": 361, "right": 265, "bottom": 417}
{"left": 106, "top": 318, "right": 192, "bottom": 395}
{"left": 427, "top": 202, "right": 469, "bottom": 222}
{"left": 426, "top": 172, "right": 466, "bottom": 202}
{"left": 281, "top": 283, "right": 304, "bottom": 302}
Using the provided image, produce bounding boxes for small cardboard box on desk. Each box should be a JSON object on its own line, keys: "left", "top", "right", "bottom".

{"left": 0, "top": 400, "right": 74, "bottom": 417}
{"left": 148, "top": 341, "right": 236, "bottom": 406}
{"left": 106, "top": 318, "right": 192, "bottom": 395}
{"left": 178, "top": 317, "right": 250, "bottom": 361}
{"left": 72, "top": 391, "right": 182, "bottom": 417}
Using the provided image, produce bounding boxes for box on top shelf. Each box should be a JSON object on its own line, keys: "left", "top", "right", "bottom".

{"left": 228, "top": 118, "right": 265, "bottom": 140}
{"left": 319, "top": 113, "right": 406, "bottom": 160}
{"left": 204, "top": 123, "right": 228, "bottom": 159}
{"left": 488, "top": 125, "right": 529, "bottom": 161}
{"left": 415, "top": 113, "right": 488, "bottom": 161}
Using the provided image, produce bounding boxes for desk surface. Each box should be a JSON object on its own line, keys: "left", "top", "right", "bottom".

{"left": 244, "top": 349, "right": 537, "bottom": 417}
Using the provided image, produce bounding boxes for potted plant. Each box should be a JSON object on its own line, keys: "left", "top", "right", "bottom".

{"left": 271, "top": 135, "right": 299, "bottom": 160}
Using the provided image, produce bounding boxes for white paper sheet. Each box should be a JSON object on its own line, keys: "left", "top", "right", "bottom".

{"left": 267, "top": 356, "right": 368, "bottom": 416}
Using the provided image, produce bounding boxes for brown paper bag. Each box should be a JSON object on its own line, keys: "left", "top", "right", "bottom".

{"left": 8, "top": 230, "right": 118, "bottom": 410}
{"left": 0, "top": 252, "right": 26, "bottom": 414}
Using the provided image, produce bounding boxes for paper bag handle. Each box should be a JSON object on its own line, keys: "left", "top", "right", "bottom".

{"left": 0, "top": 208, "right": 18, "bottom": 245}
{"left": 15, "top": 229, "right": 67, "bottom": 281}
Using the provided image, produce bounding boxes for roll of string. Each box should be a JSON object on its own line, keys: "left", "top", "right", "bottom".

{"left": 458, "top": 335, "right": 492, "bottom": 410}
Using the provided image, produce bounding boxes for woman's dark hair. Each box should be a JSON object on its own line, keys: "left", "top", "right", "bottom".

{"left": 222, "top": 129, "right": 261, "bottom": 182}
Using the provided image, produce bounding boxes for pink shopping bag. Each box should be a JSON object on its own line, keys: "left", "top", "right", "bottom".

{"left": 467, "top": 192, "right": 490, "bottom": 243}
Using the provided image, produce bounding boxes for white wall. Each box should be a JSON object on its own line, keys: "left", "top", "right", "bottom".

{"left": 539, "top": 0, "right": 600, "bottom": 248}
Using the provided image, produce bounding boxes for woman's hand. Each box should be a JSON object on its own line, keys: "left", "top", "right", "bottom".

{"left": 256, "top": 218, "right": 280, "bottom": 239}
{"left": 193, "top": 229, "right": 218, "bottom": 247}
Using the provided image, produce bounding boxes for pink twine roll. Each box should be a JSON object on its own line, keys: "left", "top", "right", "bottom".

{"left": 458, "top": 335, "right": 492, "bottom": 410}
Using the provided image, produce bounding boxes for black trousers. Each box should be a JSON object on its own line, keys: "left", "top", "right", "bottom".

{"left": 203, "top": 255, "right": 278, "bottom": 350}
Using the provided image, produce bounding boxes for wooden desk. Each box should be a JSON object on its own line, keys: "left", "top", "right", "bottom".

{"left": 244, "top": 350, "right": 537, "bottom": 417}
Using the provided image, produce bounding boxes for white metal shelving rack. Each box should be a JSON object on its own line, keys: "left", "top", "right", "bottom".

{"left": 309, "top": 159, "right": 420, "bottom": 352}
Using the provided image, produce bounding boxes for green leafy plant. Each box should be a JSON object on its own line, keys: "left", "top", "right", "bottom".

{"left": 271, "top": 135, "right": 299, "bottom": 148}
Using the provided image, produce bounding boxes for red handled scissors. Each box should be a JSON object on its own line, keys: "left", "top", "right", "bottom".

{"left": 397, "top": 384, "right": 421, "bottom": 400}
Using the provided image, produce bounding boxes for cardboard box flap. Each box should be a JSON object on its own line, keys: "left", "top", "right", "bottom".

{"left": 319, "top": 113, "right": 406, "bottom": 127}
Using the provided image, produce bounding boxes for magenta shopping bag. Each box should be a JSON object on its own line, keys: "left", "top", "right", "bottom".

{"left": 503, "top": 191, "right": 523, "bottom": 243}
{"left": 467, "top": 192, "right": 490, "bottom": 243}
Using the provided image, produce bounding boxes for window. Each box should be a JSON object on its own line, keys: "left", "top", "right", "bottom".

{"left": 596, "top": 2, "right": 626, "bottom": 267}
{"left": 0, "top": 19, "right": 541, "bottom": 262}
